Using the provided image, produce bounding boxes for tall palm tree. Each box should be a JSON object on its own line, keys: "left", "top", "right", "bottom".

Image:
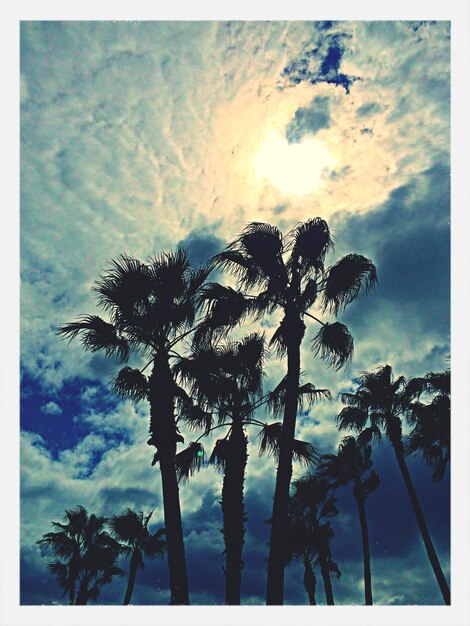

{"left": 338, "top": 365, "right": 450, "bottom": 604}
{"left": 406, "top": 369, "right": 450, "bottom": 483}
{"left": 289, "top": 474, "right": 341, "bottom": 605}
{"left": 319, "top": 435, "right": 380, "bottom": 605}
{"left": 173, "top": 333, "right": 265, "bottom": 605}
{"left": 108, "top": 509, "right": 166, "bottom": 605}
{"left": 37, "top": 505, "right": 123, "bottom": 605}
{"left": 58, "top": 251, "right": 210, "bottom": 604}
{"left": 200, "top": 219, "right": 377, "bottom": 603}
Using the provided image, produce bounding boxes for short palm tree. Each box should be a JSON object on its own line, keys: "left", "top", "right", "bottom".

{"left": 289, "top": 474, "right": 341, "bottom": 605}
{"left": 319, "top": 435, "right": 380, "bottom": 605}
{"left": 338, "top": 365, "right": 450, "bottom": 604}
{"left": 200, "top": 219, "right": 377, "bottom": 603}
{"left": 406, "top": 369, "right": 450, "bottom": 483}
{"left": 58, "top": 251, "right": 210, "bottom": 604}
{"left": 37, "top": 505, "right": 123, "bottom": 605}
{"left": 109, "top": 509, "right": 166, "bottom": 605}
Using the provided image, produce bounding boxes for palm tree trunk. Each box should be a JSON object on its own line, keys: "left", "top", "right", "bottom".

{"left": 303, "top": 560, "right": 316, "bottom": 605}
{"left": 267, "top": 318, "right": 303, "bottom": 605}
{"left": 123, "top": 554, "right": 138, "bottom": 605}
{"left": 393, "top": 440, "right": 450, "bottom": 605}
{"left": 221, "top": 420, "right": 248, "bottom": 605}
{"left": 149, "top": 353, "right": 189, "bottom": 605}
{"left": 318, "top": 549, "right": 334, "bottom": 605}
{"left": 354, "top": 482, "right": 373, "bottom": 605}
{"left": 75, "top": 577, "right": 89, "bottom": 605}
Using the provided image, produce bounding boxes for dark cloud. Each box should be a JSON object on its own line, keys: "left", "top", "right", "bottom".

{"left": 356, "top": 101, "right": 381, "bottom": 118}
{"left": 334, "top": 161, "right": 450, "bottom": 340}
{"left": 177, "top": 229, "right": 226, "bottom": 267}
{"left": 286, "top": 96, "right": 331, "bottom": 143}
{"left": 281, "top": 30, "right": 359, "bottom": 93}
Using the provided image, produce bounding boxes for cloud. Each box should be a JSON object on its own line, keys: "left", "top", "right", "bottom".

{"left": 40, "top": 401, "right": 62, "bottom": 415}
{"left": 286, "top": 96, "right": 331, "bottom": 143}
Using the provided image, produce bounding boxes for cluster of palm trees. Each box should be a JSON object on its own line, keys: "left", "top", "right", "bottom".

{"left": 37, "top": 506, "right": 165, "bottom": 605}
{"left": 47, "top": 218, "right": 449, "bottom": 605}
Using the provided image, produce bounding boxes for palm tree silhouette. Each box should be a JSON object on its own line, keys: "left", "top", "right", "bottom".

{"left": 173, "top": 333, "right": 266, "bottom": 605}
{"left": 37, "top": 505, "right": 123, "bottom": 605}
{"left": 109, "top": 509, "right": 166, "bottom": 605}
{"left": 58, "top": 251, "right": 210, "bottom": 604}
{"left": 319, "top": 435, "right": 380, "bottom": 605}
{"left": 338, "top": 365, "right": 450, "bottom": 604}
{"left": 406, "top": 369, "right": 450, "bottom": 483}
{"left": 289, "top": 474, "right": 341, "bottom": 605}
{"left": 201, "top": 219, "right": 376, "bottom": 603}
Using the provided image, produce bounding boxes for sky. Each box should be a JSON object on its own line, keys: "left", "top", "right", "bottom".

{"left": 9, "top": 14, "right": 460, "bottom": 615}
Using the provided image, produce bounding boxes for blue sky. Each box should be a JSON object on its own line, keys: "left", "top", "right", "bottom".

{"left": 3, "top": 11, "right": 467, "bottom": 621}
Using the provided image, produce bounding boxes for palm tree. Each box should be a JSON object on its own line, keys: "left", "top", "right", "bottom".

{"left": 319, "top": 435, "right": 380, "bottom": 605}
{"left": 173, "top": 333, "right": 265, "bottom": 605}
{"left": 108, "top": 509, "right": 166, "bottom": 605}
{"left": 37, "top": 505, "right": 123, "bottom": 605}
{"left": 406, "top": 369, "right": 450, "bottom": 483}
{"left": 338, "top": 365, "right": 450, "bottom": 604}
{"left": 289, "top": 474, "right": 341, "bottom": 605}
{"left": 200, "top": 219, "right": 377, "bottom": 603}
{"left": 58, "top": 251, "right": 210, "bottom": 604}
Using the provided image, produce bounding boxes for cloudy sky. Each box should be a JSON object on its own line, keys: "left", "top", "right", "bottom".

{"left": 11, "top": 14, "right": 461, "bottom": 616}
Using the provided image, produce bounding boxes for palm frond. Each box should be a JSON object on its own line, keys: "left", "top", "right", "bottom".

{"left": 58, "top": 315, "right": 130, "bottom": 363}
{"left": 288, "top": 218, "right": 333, "bottom": 276}
{"left": 112, "top": 366, "right": 149, "bottom": 401}
{"left": 336, "top": 406, "right": 368, "bottom": 432}
{"left": 267, "top": 377, "right": 331, "bottom": 418}
{"left": 94, "top": 255, "right": 153, "bottom": 316}
{"left": 322, "top": 254, "right": 377, "bottom": 315}
{"left": 361, "top": 470, "right": 380, "bottom": 498}
{"left": 311, "top": 322, "right": 353, "bottom": 370}
{"left": 212, "top": 222, "right": 287, "bottom": 291}
{"left": 257, "top": 422, "right": 283, "bottom": 459}
{"left": 175, "top": 442, "right": 205, "bottom": 484}
{"left": 209, "top": 437, "right": 231, "bottom": 472}
{"left": 292, "top": 439, "right": 320, "bottom": 467}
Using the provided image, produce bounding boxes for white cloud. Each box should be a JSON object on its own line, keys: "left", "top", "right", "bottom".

{"left": 40, "top": 401, "right": 62, "bottom": 415}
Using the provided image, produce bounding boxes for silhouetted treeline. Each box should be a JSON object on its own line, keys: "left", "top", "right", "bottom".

{"left": 43, "top": 218, "right": 450, "bottom": 605}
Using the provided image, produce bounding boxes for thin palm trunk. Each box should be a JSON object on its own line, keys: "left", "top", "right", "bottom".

{"left": 318, "top": 547, "right": 334, "bottom": 605}
{"left": 123, "top": 553, "right": 138, "bottom": 605}
{"left": 221, "top": 419, "right": 248, "bottom": 605}
{"left": 76, "top": 577, "right": 89, "bottom": 605}
{"left": 150, "top": 354, "right": 189, "bottom": 605}
{"left": 267, "top": 329, "right": 302, "bottom": 604}
{"left": 69, "top": 574, "right": 75, "bottom": 605}
{"left": 393, "top": 440, "right": 450, "bottom": 605}
{"left": 354, "top": 482, "right": 373, "bottom": 605}
{"left": 303, "top": 559, "right": 316, "bottom": 605}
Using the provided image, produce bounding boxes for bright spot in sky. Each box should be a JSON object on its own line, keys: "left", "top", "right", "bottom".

{"left": 253, "top": 131, "right": 336, "bottom": 196}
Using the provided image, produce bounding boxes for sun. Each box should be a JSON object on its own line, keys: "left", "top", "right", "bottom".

{"left": 253, "top": 131, "right": 336, "bottom": 196}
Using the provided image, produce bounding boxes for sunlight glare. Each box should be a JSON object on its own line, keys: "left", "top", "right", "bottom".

{"left": 253, "top": 131, "right": 336, "bottom": 196}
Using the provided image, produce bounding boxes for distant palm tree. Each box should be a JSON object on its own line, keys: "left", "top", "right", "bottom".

{"left": 338, "top": 365, "right": 450, "bottom": 604}
{"left": 319, "top": 436, "right": 380, "bottom": 605}
{"left": 109, "top": 509, "right": 166, "bottom": 605}
{"left": 289, "top": 474, "right": 341, "bottom": 605}
{"left": 200, "top": 219, "right": 377, "bottom": 603}
{"left": 406, "top": 369, "right": 450, "bottom": 482}
{"left": 37, "top": 505, "right": 122, "bottom": 605}
{"left": 58, "top": 251, "right": 210, "bottom": 604}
